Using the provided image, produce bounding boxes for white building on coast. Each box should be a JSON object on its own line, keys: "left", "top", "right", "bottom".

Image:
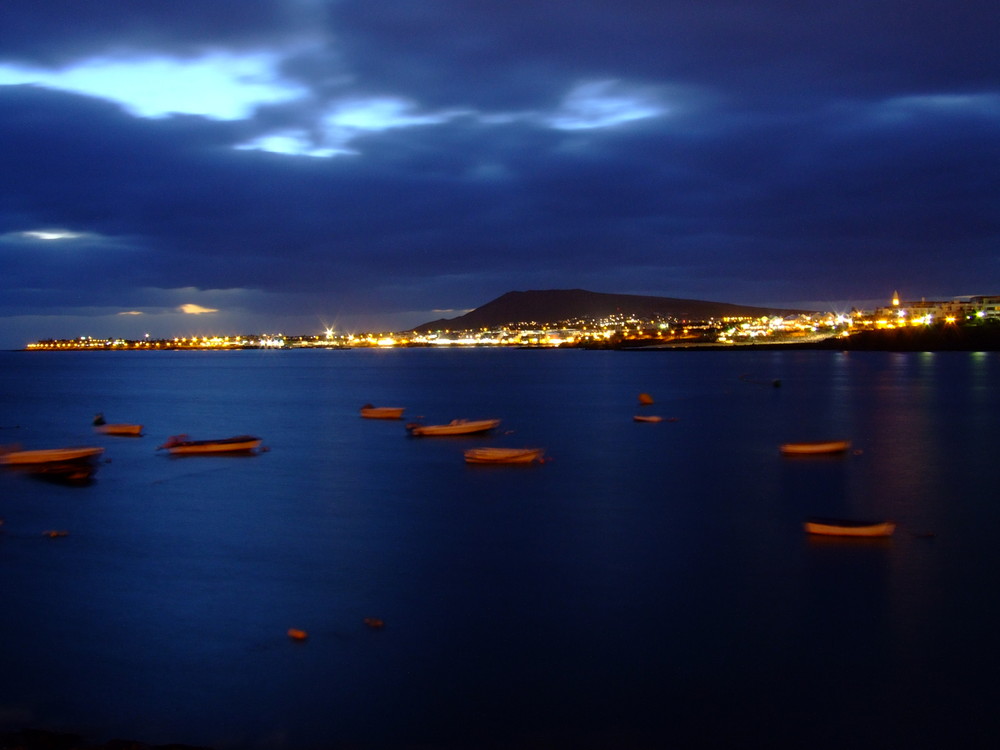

{"left": 873, "top": 293, "right": 1000, "bottom": 326}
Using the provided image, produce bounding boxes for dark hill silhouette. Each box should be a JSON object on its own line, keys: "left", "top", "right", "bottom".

{"left": 411, "top": 289, "right": 811, "bottom": 332}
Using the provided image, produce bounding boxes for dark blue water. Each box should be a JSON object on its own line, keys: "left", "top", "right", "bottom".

{"left": 2, "top": 348, "right": 999, "bottom": 749}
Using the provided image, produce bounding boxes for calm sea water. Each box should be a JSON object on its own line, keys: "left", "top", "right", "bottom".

{"left": 1, "top": 348, "right": 999, "bottom": 749}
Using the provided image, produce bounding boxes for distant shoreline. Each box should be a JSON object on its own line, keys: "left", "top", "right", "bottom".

{"left": 12, "top": 324, "right": 1000, "bottom": 354}
{"left": 603, "top": 324, "right": 1000, "bottom": 352}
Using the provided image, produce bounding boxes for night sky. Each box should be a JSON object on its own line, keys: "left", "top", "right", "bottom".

{"left": 1, "top": 1, "right": 998, "bottom": 347}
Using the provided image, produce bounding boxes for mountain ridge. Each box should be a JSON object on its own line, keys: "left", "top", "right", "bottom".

{"left": 411, "top": 289, "right": 813, "bottom": 332}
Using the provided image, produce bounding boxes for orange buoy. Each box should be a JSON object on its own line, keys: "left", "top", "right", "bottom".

{"left": 638, "top": 392, "right": 654, "bottom": 405}
{"left": 287, "top": 628, "right": 309, "bottom": 641}
{"left": 363, "top": 617, "right": 385, "bottom": 629}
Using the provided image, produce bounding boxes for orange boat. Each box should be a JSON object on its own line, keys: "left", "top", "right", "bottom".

{"left": 0, "top": 446, "right": 104, "bottom": 465}
{"left": 464, "top": 447, "right": 545, "bottom": 464}
{"left": 359, "top": 405, "right": 405, "bottom": 419}
{"left": 407, "top": 419, "right": 500, "bottom": 436}
{"left": 157, "top": 435, "right": 262, "bottom": 455}
{"left": 93, "top": 413, "right": 143, "bottom": 436}
{"left": 780, "top": 440, "right": 851, "bottom": 456}
{"left": 94, "top": 423, "right": 144, "bottom": 436}
{"left": 0, "top": 446, "right": 104, "bottom": 483}
{"left": 804, "top": 518, "right": 895, "bottom": 537}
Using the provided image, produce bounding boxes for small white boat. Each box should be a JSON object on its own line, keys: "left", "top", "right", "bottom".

{"left": 94, "top": 423, "right": 144, "bottom": 436}
{"left": 464, "top": 447, "right": 545, "bottom": 464}
{"left": 0, "top": 446, "right": 105, "bottom": 466}
{"left": 780, "top": 440, "right": 851, "bottom": 455}
{"left": 804, "top": 518, "right": 896, "bottom": 538}
{"left": 360, "top": 405, "right": 405, "bottom": 419}
{"left": 406, "top": 419, "right": 501, "bottom": 436}
{"left": 157, "top": 435, "right": 262, "bottom": 455}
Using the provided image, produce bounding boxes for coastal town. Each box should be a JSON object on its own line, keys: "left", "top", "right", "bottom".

{"left": 23, "top": 292, "right": 1000, "bottom": 351}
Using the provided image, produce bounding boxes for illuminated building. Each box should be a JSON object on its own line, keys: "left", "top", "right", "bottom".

{"left": 872, "top": 293, "right": 1000, "bottom": 327}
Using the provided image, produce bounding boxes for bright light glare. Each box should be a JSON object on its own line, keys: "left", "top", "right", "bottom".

{"left": 180, "top": 304, "right": 219, "bottom": 315}
{"left": 548, "top": 80, "right": 666, "bottom": 130}
{"left": 325, "top": 98, "right": 458, "bottom": 130}
{"left": 237, "top": 99, "right": 461, "bottom": 156}
{"left": 0, "top": 53, "right": 304, "bottom": 119}
{"left": 235, "top": 131, "right": 349, "bottom": 158}
{"left": 20, "top": 229, "right": 84, "bottom": 240}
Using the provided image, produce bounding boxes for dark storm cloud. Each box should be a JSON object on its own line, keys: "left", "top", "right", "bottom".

{"left": 0, "top": 0, "right": 300, "bottom": 64}
{"left": 327, "top": 0, "right": 1000, "bottom": 107}
{"left": 0, "top": 1, "right": 998, "bottom": 346}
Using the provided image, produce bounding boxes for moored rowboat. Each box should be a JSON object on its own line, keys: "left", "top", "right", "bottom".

{"left": 360, "top": 405, "right": 406, "bottom": 419}
{"left": 804, "top": 518, "right": 895, "bottom": 537}
{"left": 157, "top": 435, "right": 262, "bottom": 455}
{"left": 93, "top": 413, "right": 142, "bottom": 436}
{"left": 407, "top": 419, "right": 501, "bottom": 436}
{"left": 94, "top": 423, "right": 144, "bottom": 436}
{"left": 464, "top": 447, "right": 545, "bottom": 464}
{"left": 780, "top": 440, "right": 851, "bottom": 455}
{"left": 0, "top": 446, "right": 105, "bottom": 465}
